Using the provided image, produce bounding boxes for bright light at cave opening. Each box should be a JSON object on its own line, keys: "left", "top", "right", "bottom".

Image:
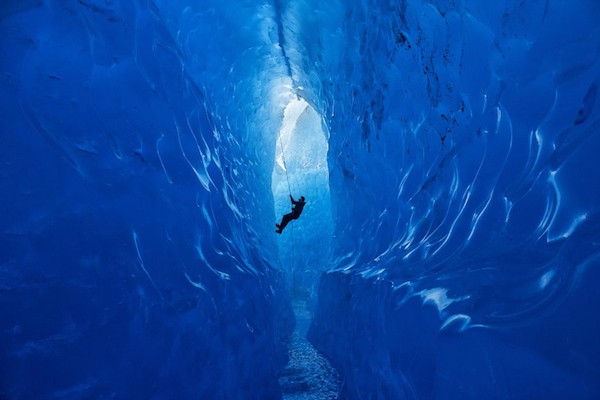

{"left": 275, "top": 99, "right": 305, "bottom": 172}
{"left": 271, "top": 97, "right": 334, "bottom": 297}
{"left": 271, "top": 97, "right": 331, "bottom": 208}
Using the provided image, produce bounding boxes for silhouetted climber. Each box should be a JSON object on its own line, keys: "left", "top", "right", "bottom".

{"left": 276, "top": 195, "right": 306, "bottom": 234}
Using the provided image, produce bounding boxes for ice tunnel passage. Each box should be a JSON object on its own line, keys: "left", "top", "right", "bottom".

{"left": 272, "top": 97, "right": 333, "bottom": 298}
{"left": 1, "top": 0, "right": 600, "bottom": 399}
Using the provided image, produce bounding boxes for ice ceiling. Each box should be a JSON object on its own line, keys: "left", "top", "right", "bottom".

{"left": 1, "top": 0, "right": 599, "bottom": 398}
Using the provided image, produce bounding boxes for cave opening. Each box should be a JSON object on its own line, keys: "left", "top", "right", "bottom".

{"left": 271, "top": 97, "right": 334, "bottom": 299}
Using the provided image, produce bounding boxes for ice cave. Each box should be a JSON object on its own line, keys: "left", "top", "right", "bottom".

{"left": 1, "top": 0, "right": 599, "bottom": 399}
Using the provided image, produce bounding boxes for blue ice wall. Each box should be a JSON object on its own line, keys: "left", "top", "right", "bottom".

{"left": 0, "top": 1, "right": 293, "bottom": 398}
{"left": 2, "top": 0, "right": 600, "bottom": 399}
{"left": 302, "top": 0, "right": 600, "bottom": 398}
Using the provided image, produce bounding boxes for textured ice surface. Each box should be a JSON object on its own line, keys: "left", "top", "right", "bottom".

{"left": 304, "top": 0, "right": 600, "bottom": 398}
{"left": 0, "top": 1, "right": 293, "bottom": 398}
{"left": 2, "top": 0, "right": 600, "bottom": 399}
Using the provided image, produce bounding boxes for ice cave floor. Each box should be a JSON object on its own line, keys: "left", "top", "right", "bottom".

{"left": 279, "top": 300, "right": 340, "bottom": 399}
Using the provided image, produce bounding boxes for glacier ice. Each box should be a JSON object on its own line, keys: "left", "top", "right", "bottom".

{"left": 306, "top": 0, "right": 600, "bottom": 398}
{"left": 1, "top": 0, "right": 600, "bottom": 399}
{"left": 0, "top": 1, "right": 293, "bottom": 398}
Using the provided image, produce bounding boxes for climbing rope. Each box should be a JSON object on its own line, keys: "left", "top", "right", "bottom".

{"left": 277, "top": 129, "right": 293, "bottom": 195}
{"left": 277, "top": 127, "right": 297, "bottom": 297}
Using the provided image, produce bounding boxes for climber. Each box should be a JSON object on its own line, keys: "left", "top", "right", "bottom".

{"left": 276, "top": 195, "right": 306, "bottom": 234}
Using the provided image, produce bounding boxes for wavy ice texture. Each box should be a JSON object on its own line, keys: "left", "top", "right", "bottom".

{"left": 302, "top": 0, "right": 600, "bottom": 398}
{"left": 2, "top": 0, "right": 600, "bottom": 399}
{"left": 0, "top": 1, "right": 294, "bottom": 398}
